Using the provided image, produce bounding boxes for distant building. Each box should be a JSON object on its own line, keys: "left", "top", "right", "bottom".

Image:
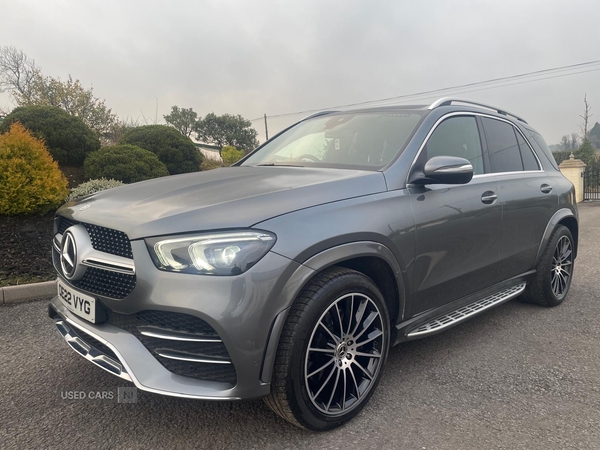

{"left": 194, "top": 143, "right": 222, "bottom": 162}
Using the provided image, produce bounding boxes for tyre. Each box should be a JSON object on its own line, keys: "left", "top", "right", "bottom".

{"left": 522, "top": 225, "right": 574, "bottom": 307}
{"left": 265, "top": 267, "right": 390, "bottom": 431}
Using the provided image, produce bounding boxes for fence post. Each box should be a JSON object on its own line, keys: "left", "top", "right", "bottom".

{"left": 559, "top": 153, "right": 586, "bottom": 203}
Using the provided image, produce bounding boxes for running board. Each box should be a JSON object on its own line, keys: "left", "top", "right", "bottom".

{"left": 407, "top": 283, "right": 526, "bottom": 338}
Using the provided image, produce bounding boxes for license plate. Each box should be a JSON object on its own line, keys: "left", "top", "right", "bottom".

{"left": 57, "top": 279, "right": 96, "bottom": 323}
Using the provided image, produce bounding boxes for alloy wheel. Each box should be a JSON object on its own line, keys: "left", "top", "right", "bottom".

{"left": 551, "top": 235, "right": 573, "bottom": 298}
{"left": 304, "top": 293, "right": 385, "bottom": 416}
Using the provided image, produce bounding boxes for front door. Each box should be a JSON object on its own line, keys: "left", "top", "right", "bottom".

{"left": 408, "top": 115, "right": 503, "bottom": 316}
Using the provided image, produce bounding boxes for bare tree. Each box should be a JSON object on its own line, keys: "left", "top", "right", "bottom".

{"left": 579, "top": 94, "right": 593, "bottom": 141}
{"left": 0, "top": 46, "right": 39, "bottom": 95}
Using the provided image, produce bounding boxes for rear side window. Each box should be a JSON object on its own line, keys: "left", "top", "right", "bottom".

{"left": 482, "top": 118, "right": 523, "bottom": 173}
{"left": 425, "top": 116, "right": 484, "bottom": 174}
{"left": 516, "top": 132, "right": 540, "bottom": 171}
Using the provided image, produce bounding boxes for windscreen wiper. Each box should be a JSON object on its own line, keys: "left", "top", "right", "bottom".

{"left": 255, "top": 163, "right": 304, "bottom": 167}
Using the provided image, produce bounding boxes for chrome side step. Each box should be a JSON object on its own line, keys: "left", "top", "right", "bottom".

{"left": 54, "top": 319, "right": 132, "bottom": 381}
{"left": 407, "top": 283, "right": 526, "bottom": 338}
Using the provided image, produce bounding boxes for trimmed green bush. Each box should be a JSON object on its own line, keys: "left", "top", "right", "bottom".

{"left": 119, "top": 125, "right": 202, "bottom": 174}
{"left": 66, "top": 178, "right": 125, "bottom": 203}
{"left": 0, "top": 123, "right": 69, "bottom": 215}
{"left": 221, "top": 145, "right": 245, "bottom": 164}
{"left": 84, "top": 145, "right": 169, "bottom": 183}
{"left": 0, "top": 106, "right": 100, "bottom": 166}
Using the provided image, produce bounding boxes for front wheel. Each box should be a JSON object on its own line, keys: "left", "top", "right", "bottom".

{"left": 265, "top": 267, "right": 390, "bottom": 430}
{"left": 522, "top": 225, "right": 574, "bottom": 307}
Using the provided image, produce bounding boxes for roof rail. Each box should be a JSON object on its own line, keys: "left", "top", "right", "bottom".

{"left": 427, "top": 97, "right": 528, "bottom": 124}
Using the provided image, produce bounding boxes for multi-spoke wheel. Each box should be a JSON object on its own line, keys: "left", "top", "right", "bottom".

{"left": 522, "top": 225, "right": 575, "bottom": 307}
{"left": 551, "top": 235, "right": 573, "bottom": 299}
{"left": 305, "top": 293, "right": 384, "bottom": 415}
{"left": 265, "top": 267, "right": 390, "bottom": 430}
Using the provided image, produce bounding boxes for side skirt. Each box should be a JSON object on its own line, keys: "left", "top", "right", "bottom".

{"left": 394, "top": 271, "right": 535, "bottom": 344}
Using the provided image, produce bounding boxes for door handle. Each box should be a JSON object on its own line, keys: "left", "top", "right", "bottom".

{"left": 481, "top": 191, "right": 498, "bottom": 204}
{"left": 540, "top": 184, "right": 553, "bottom": 194}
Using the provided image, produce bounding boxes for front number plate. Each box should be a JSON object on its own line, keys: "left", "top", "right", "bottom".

{"left": 57, "top": 279, "right": 96, "bottom": 323}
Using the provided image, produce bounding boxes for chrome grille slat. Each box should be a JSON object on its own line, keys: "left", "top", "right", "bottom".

{"left": 407, "top": 283, "right": 526, "bottom": 337}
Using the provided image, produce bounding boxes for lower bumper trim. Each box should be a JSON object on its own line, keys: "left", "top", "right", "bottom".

{"left": 54, "top": 319, "right": 132, "bottom": 382}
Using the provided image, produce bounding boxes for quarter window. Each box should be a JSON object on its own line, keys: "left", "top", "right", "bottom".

{"left": 516, "top": 132, "right": 540, "bottom": 171}
{"left": 482, "top": 117, "right": 524, "bottom": 173}
{"left": 425, "top": 116, "right": 484, "bottom": 174}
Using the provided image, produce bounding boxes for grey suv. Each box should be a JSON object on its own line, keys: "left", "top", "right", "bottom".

{"left": 49, "top": 98, "right": 578, "bottom": 430}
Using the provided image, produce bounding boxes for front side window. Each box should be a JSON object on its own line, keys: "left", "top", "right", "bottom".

{"left": 424, "top": 116, "right": 484, "bottom": 174}
{"left": 241, "top": 112, "right": 424, "bottom": 170}
{"left": 482, "top": 117, "right": 523, "bottom": 173}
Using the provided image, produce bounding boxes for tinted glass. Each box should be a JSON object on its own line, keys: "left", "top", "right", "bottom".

{"left": 425, "top": 116, "right": 484, "bottom": 174}
{"left": 516, "top": 132, "right": 539, "bottom": 171}
{"left": 531, "top": 132, "right": 559, "bottom": 170}
{"left": 482, "top": 118, "right": 523, "bottom": 173}
{"left": 241, "top": 112, "right": 424, "bottom": 170}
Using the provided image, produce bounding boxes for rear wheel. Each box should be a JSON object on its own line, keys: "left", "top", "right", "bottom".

{"left": 522, "top": 225, "right": 574, "bottom": 307}
{"left": 265, "top": 267, "right": 390, "bottom": 430}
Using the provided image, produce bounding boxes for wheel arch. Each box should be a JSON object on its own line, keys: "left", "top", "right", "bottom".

{"left": 260, "top": 241, "right": 406, "bottom": 384}
{"left": 534, "top": 208, "right": 579, "bottom": 268}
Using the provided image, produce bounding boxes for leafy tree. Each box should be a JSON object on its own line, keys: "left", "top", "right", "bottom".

{"left": 0, "top": 105, "right": 100, "bottom": 166}
{"left": 164, "top": 106, "right": 197, "bottom": 137}
{"left": 221, "top": 146, "right": 245, "bottom": 164}
{"left": 84, "top": 145, "right": 169, "bottom": 183}
{"left": 552, "top": 150, "right": 572, "bottom": 166}
{"left": 0, "top": 122, "right": 68, "bottom": 215}
{"left": 589, "top": 122, "right": 600, "bottom": 149}
{"left": 0, "top": 46, "right": 39, "bottom": 96}
{"left": 575, "top": 139, "right": 597, "bottom": 165}
{"left": 119, "top": 125, "right": 202, "bottom": 174}
{"left": 195, "top": 113, "right": 259, "bottom": 153}
{"left": 559, "top": 133, "right": 579, "bottom": 151}
{"left": 14, "top": 74, "right": 117, "bottom": 136}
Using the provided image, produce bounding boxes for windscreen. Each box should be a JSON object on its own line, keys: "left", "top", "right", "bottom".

{"left": 241, "top": 112, "right": 424, "bottom": 170}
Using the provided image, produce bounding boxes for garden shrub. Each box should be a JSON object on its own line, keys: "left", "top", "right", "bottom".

{"left": 66, "top": 178, "right": 125, "bottom": 203}
{"left": 0, "top": 106, "right": 100, "bottom": 166}
{"left": 0, "top": 123, "right": 69, "bottom": 215}
{"left": 221, "top": 145, "right": 245, "bottom": 164}
{"left": 119, "top": 125, "right": 202, "bottom": 174}
{"left": 84, "top": 144, "right": 169, "bottom": 183}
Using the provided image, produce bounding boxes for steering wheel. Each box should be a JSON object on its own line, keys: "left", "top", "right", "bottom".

{"left": 297, "top": 154, "right": 321, "bottom": 163}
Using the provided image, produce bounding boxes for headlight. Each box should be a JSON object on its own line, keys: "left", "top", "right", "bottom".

{"left": 145, "top": 230, "right": 276, "bottom": 275}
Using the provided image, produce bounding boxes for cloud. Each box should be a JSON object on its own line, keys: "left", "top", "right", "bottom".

{"left": 1, "top": 0, "right": 599, "bottom": 143}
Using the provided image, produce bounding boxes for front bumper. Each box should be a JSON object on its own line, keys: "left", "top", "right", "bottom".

{"left": 49, "top": 243, "right": 310, "bottom": 400}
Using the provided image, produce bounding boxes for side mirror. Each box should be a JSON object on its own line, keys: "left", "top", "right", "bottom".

{"left": 409, "top": 156, "right": 474, "bottom": 185}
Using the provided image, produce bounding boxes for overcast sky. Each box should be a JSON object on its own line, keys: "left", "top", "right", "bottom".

{"left": 1, "top": 0, "right": 600, "bottom": 144}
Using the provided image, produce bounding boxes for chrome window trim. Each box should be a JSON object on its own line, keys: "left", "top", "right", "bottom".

{"left": 406, "top": 111, "right": 544, "bottom": 186}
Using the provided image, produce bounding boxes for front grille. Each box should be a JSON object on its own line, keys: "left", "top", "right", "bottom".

{"left": 58, "top": 217, "right": 133, "bottom": 259}
{"left": 107, "top": 310, "right": 237, "bottom": 385}
{"left": 53, "top": 247, "right": 136, "bottom": 299}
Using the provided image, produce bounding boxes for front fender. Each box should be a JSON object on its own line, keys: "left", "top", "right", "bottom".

{"left": 260, "top": 241, "right": 406, "bottom": 384}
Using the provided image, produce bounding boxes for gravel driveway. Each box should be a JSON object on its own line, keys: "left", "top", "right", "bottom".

{"left": 2, "top": 202, "right": 600, "bottom": 450}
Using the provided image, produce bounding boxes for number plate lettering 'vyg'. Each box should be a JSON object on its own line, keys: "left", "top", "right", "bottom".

{"left": 57, "top": 280, "right": 96, "bottom": 323}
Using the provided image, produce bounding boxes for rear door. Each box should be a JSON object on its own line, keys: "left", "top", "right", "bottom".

{"left": 408, "top": 115, "right": 503, "bottom": 316}
{"left": 479, "top": 116, "right": 558, "bottom": 280}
